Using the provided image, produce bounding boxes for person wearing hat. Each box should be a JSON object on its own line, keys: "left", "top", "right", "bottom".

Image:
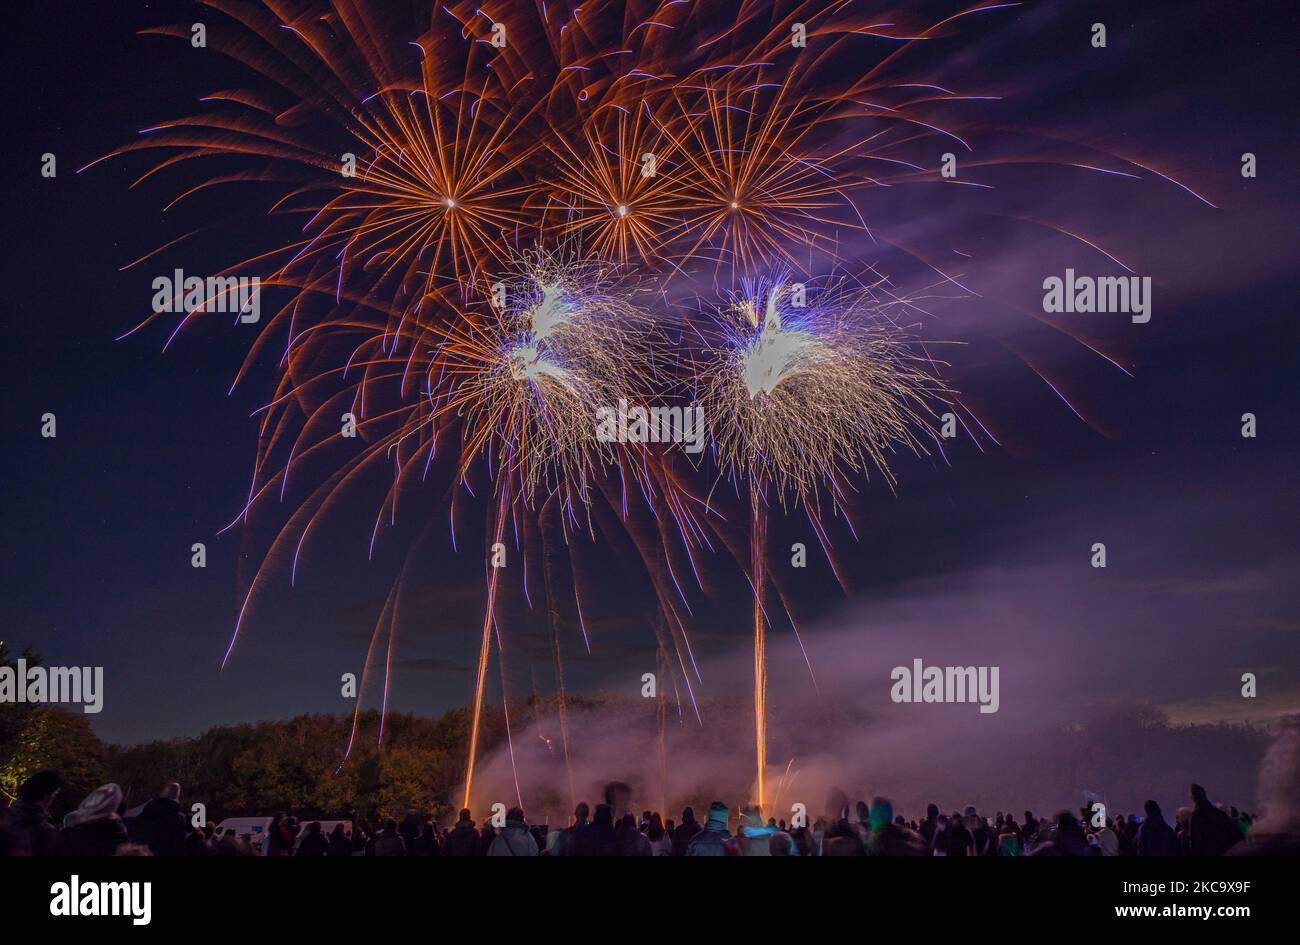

{"left": 671, "top": 806, "right": 701, "bottom": 855}
{"left": 487, "top": 807, "right": 539, "bottom": 856}
{"left": 686, "top": 801, "right": 736, "bottom": 856}
{"left": 60, "top": 783, "right": 128, "bottom": 856}
{"left": 129, "top": 781, "right": 190, "bottom": 857}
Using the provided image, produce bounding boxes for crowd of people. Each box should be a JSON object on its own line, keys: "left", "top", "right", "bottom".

{"left": 2, "top": 768, "right": 1282, "bottom": 857}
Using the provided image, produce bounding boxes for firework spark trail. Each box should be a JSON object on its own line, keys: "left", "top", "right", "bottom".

{"left": 697, "top": 275, "right": 948, "bottom": 807}
{"left": 589, "top": 467, "right": 710, "bottom": 724}
{"left": 436, "top": 249, "right": 658, "bottom": 809}
{"left": 771, "top": 757, "right": 798, "bottom": 819}
{"left": 751, "top": 488, "right": 768, "bottom": 809}
{"left": 463, "top": 484, "right": 510, "bottom": 810}
{"left": 653, "top": 633, "right": 672, "bottom": 816}
{"left": 540, "top": 493, "right": 578, "bottom": 810}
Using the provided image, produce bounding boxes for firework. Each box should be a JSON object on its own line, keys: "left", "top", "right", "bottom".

{"left": 87, "top": 0, "right": 1217, "bottom": 820}
{"left": 430, "top": 248, "right": 657, "bottom": 805}
{"left": 696, "top": 273, "right": 947, "bottom": 806}
{"left": 434, "top": 250, "right": 651, "bottom": 501}
{"left": 541, "top": 101, "right": 692, "bottom": 267}
{"left": 663, "top": 82, "right": 872, "bottom": 274}
{"left": 699, "top": 275, "right": 945, "bottom": 498}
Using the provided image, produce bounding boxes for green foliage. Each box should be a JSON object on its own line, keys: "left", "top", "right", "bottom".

{"left": 0, "top": 706, "right": 108, "bottom": 818}
{"left": 0, "top": 643, "right": 111, "bottom": 817}
{"left": 102, "top": 707, "right": 504, "bottom": 821}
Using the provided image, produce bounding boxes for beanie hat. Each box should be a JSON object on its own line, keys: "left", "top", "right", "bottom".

{"left": 706, "top": 801, "right": 730, "bottom": 829}
{"left": 64, "top": 783, "right": 124, "bottom": 828}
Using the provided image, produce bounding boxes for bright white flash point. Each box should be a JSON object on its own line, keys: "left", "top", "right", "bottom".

{"left": 740, "top": 289, "right": 808, "bottom": 398}
{"left": 528, "top": 283, "right": 574, "bottom": 342}
{"left": 507, "top": 342, "right": 569, "bottom": 384}
{"left": 741, "top": 326, "right": 813, "bottom": 398}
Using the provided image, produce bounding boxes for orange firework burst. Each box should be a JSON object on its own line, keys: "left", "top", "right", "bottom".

{"left": 541, "top": 101, "right": 691, "bottom": 266}
{"left": 328, "top": 83, "right": 540, "bottom": 293}
{"left": 663, "top": 81, "right": 872, "bottom": 273}
{"left": 87, "top": 0, "right": 548, "bottom": 337}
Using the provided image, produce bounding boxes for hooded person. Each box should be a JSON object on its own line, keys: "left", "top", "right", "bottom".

{"left": 487, "top": 807, "right": 539, "bottom": 856}
{"left": 850, "top": 800, "right": 872, "bottom": 851}
{"left": 128, "top": 782, "right": 189, "bottom": 857}
{"left": 1136, "top": 800, "right": 1180, "bottom": 856}
{"left": 868, "top": 797, "right": 928, "bottom": 856}
{"left": 397, "top": 812, "right": 422, "bottom": 854}
{"left": 671, "top": 806, "right": 701, "bottom": 855}
{"left": 615, "top": 813, "right": 652, "bottom": 856}
{"left": 568, "top": 803, "right": 617, "bottom": 857}
{"left": 1, "top": 770, "right": 63, "bottom": 857}
{"left": 1022, "top": 811, "right": 1040, "bottom": 845}
{"left": 281, "top": 816, "right": 301, "bottom": 853}
{"left": 918, "top": 803, "right": 941, "bottom": 847}
{"left": 327, "top": 823, "right": 352, "bottom": 857}
{"left": 262, "top": 813, "right": 285, "bottom": 856}
{"left": 551, "top": 803, "right": 589, "bottom": 857}
{"left": 444, "top": 809, "right": 480, "bottom": 857}
{"left": 60, "top": 783, "right": 128, "bottom": 857}
{"left": 686, "top": 802, "right": 735, "bottom": 856}
{"left": 1188, "top": 784, "right": 1243, "bottom": 856}
{"left": 350, "top": 818, "right": 370, "bottom": 854}
{"left": 296, "top": 821, "right": 330, "bottom": 856}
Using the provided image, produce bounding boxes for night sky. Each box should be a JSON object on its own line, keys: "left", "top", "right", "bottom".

{"left": 5, "top": 0, "right": 1297, "bottom": 750}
